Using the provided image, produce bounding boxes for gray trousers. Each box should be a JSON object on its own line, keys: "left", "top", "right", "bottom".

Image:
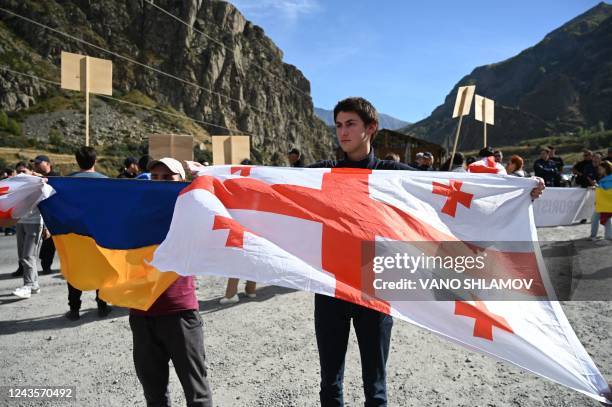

{"left": 17, "top": 223, "right": 43, "bottom": 289}
{"left": 129, "top": 311, "right": 213, "bottom": 407}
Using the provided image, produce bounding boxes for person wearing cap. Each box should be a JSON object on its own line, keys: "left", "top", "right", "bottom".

{"left": 11, "top": 161, "right": 44, "bottom": 299}
{"left": 147, "top": 157, "right": 186, "bottom": 180}
{"left": 411, "top": 152, "right": 425, "bottom": 169}
{"left": 288, "top": 148, "right": 304, "bottom": 167}
{"left": 65, "top": 147, "right": 111, "bottom": 320}
{"left": 31, "top": 155, "right": 60, "bottom": 178}
{"left": 129, "top": 157, "right": 213, "bottom": 407}
{"left": 11, "top": 156, "right": 58, "bottom": 278}
{"left": 421, "top": 152, "right": 434, "bottom": 170}
{"left": 31, "top": 155, "right": 60, "bottom": 275}
{"left": 118, "top": 156, "right": 139, "bottom": 178}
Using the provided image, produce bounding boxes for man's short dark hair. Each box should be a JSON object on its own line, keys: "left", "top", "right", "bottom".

{"left": 288, "top": 148, "right": 300, "bottom": 156}
{"left": 124, "top": 156, "right": 137, "bottom": 167}
{"left": 453, "top": 152, "right": 465, "bottom": 165}
{"left": 333, "top": 97, "right": 379, "bottom": 142}
{"left": 75, "top": 146, "right": 97, "bottom": 170}
{"left": 138, "top": 155, "right": 150, "bottom": 172}
{"left": 15, "top": 161, "right": 28, "bottom": 170}
{"left": 478, "top": 147, "right": 495, "bottom": 157}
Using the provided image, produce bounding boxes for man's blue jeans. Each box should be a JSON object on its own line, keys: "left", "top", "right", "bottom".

{"left": 315, "top": 294, "right": 393, "bottom": 406}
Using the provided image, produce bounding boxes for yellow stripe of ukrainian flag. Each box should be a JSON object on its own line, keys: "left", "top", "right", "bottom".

{"left": 595, "top": 188, "right": 612, "bottom": 213}
{"left": 53, "top": 234, "right": 178, "bottom": 310}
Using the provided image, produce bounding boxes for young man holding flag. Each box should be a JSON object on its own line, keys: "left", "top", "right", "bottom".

{"left": 308, "top": 97, "right": 545, "bottom": 406}
{"left": 308, "top": 97, "right": 415, "bottom": 406}
{"left": 129, "top": 157, "right": 213, "bottom": 407}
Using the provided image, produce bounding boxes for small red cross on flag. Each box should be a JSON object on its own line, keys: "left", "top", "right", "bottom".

{"left": 454, "top": 299, "right": 514, "bottom": 341}
{"left": 432, "top": 180, "right": 474, "bottom": 217}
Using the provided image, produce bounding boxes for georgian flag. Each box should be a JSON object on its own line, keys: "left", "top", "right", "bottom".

{"left": 151, "top": 165, "right": 610, "bottom": 404}
{"left": 0, "top": 174, "right": 54, "bottom": 222}
{"left": 468, "top": 156, "right": 507, "bottom": 174}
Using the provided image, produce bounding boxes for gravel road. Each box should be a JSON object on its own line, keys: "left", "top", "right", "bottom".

{"left": 0, "top": 223, "right": 610, "bottom": 406}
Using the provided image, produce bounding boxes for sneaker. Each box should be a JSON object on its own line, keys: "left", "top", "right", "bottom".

{"left": 98, "top": 305, "right": 112, "bottom": 317}
{"left": 12, "top": 286, "right": 31, "bottom": 299}
{"left": 588, "top": 236, "right": 598, "bottom": 241}
{"left": 64, "top": 310, "right": 80, "bottom": 321}
{"left": 219, "top": 295, "right": 239, "bottom": 305}
{"left": 245, "top": 292, "right": 257, "bottom": 299}
{"left": 30, "top": 287, "right": 40, "bottom": 294}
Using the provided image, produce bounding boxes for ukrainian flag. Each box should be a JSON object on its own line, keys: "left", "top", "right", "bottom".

{"left": 595, "top": 174, "right": 612, "bottom": 213}
{"left": 38, "top": 177, "right": 187, "bottom": 310}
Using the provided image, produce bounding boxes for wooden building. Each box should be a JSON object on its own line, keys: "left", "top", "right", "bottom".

{"left": 373, "top": 128, "right": 445, "bottom": 166}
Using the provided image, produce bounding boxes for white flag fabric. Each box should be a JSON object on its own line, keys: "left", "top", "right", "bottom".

{"left": 151, "top": 165, "right": 610, "bottom": 403}
{"left": 0, "top": 174, "right": 55, "bottom": 221}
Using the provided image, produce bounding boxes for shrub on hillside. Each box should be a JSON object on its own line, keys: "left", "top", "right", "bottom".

{"left": 6, "top": 119, "right": 21, "bottom": 136}
{"left": 0, "top": 111, "right": 8, "bottom": 129}
{"left": 48, "top": 128, "right": 63, "bottom": 146}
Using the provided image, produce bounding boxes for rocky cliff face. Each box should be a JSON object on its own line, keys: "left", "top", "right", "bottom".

{"left": 0, "top": 0, "right": 334, "bottom": 164}
{"left": 402, "top": 2, "right": 612, "bottom": 150}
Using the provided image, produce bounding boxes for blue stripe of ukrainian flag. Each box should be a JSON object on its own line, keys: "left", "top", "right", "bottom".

{"left": 39, "top": 177, "right": 188, "bottom": 310}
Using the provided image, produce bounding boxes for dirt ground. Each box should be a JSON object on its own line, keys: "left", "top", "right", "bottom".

{"left": 0, "top": 223, "right": 610, "bottom": 406}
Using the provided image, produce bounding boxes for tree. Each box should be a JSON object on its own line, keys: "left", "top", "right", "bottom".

{"left": 0, "top": 111, "right": 8, "bottom": 129}
{"left": 6, "top": 119, "right": 21, "bottom": 136}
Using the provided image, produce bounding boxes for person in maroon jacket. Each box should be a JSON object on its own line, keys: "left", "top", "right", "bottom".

{"left": 129, "top": 157, "right": 212, "bottom": 407}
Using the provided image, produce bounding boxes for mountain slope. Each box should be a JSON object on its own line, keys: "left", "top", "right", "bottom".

{"left": 0, "top": 0, "right": 334, "bottom": 164}
{"left": 401, "top": 2, "right": 612, "bottom": 150}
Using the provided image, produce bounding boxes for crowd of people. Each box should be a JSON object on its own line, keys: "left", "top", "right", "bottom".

{"left": 0, "top": 95, "right": 609, "bottom": 406}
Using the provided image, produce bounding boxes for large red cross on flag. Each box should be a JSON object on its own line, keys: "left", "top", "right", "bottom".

{"left": 151, "top": 165, "right": 611, "bottom": 404}
{"left": 180, "top": 167, "right": 458, "bottom": 312}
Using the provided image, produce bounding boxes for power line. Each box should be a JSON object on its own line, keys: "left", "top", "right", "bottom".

{"left": 0, "top": 6, "right": 270, "bottom": 116}
{"left": 144, "top": 0, "right": 311, "bottom": 99}
{"left": 0, "top": 65, "right": 255, "bottom": 137}
{"left": 96, "top": 94, "right": 256, "bottom": 137}
{"left": 0, "top": 6, "right": 316, "bottom": 131}
{"left": 0, "top": 65, "right": 59, "bottom": 86}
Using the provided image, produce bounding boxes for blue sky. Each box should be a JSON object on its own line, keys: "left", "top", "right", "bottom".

{"left": 229, "top": 0, "right": 604, "bottom": 123}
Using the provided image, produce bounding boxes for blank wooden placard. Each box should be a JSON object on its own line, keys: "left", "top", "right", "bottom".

{"left": 451, "top": 85, "right": 476, "bottom": 118}
{"left": 212, "top": 135, "right": 250, "bottom": 165}
{"left": 474, "top": 95, "right": 494, "bottom": 125}
{"left": 60, "top": 51, "right": 112, "bottom": 95}
{"left": 149, "top": 134, "right": 194, "bottom": 163}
